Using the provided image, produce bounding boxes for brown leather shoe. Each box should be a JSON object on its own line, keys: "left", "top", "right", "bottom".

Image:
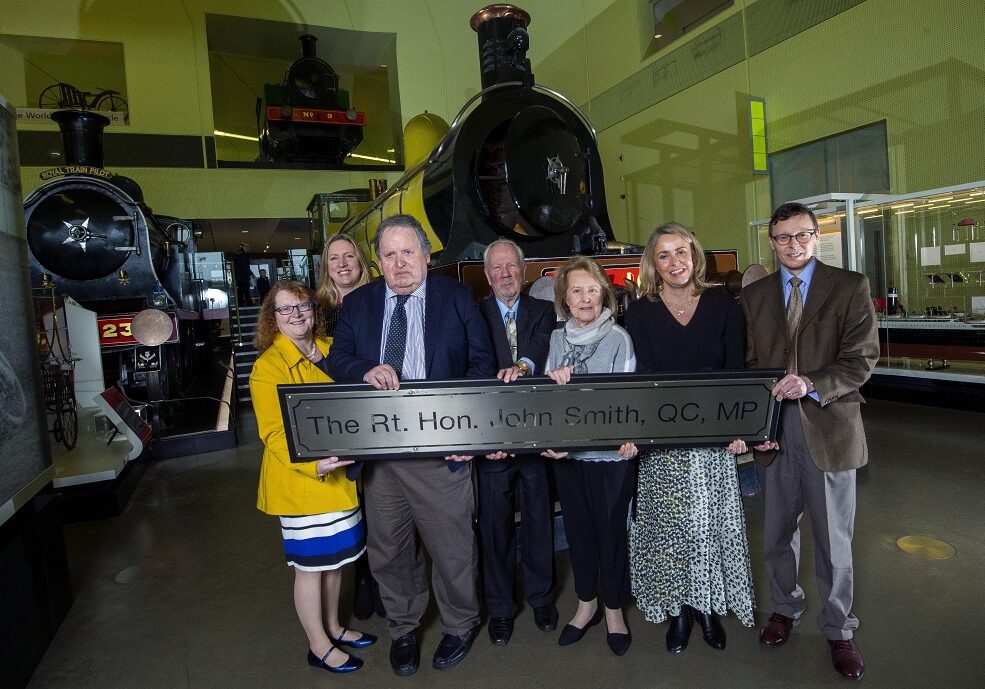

{"left": 759, "top": 612, "right": 795, "bottom": 647}
{"left": 829, "top": 639, "right": 864, "bottom": 680}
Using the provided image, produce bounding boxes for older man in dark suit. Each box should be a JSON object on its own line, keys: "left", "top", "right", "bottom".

{"left": 478, "top": 239, "right": 559, "bottom": 646}
{"left": 327, "top": 214, "right": 496, "bottom": 676}
{"left": 741, "top": 202, "right": 878, "bottom": 680}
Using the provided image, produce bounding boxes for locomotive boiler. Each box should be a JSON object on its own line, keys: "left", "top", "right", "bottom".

{"left": 258, "top": 33, "right": 366, "bottom": 165}
{"left": 24, "top": 110, "right": 207, "bottom": 401}
{"left": 340, "top": 4, "right": 620, "bottom": 267}
{"left": 335, "top": 4, "right": 738, "bottom": 299}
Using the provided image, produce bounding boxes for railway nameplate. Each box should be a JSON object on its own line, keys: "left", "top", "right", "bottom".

{"left": 279, "top": 370, "right": 783, "bottom": 462}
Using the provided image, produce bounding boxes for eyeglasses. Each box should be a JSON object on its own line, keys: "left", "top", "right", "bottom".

{"left": 770, "top": 230, "right": 817, "bottom": 246}
{"left": 274, "top": 301, "right": 315, "bottom": 315}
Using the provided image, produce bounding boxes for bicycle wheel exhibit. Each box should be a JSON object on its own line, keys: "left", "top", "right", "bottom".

{"left": 34, "top": 287, "right": 79, "bottom": 451}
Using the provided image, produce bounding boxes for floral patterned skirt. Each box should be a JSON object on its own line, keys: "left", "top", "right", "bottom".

{"left": 629, "top": 447, "right": 754, "bottom": 625}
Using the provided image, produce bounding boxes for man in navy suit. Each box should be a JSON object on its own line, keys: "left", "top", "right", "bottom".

{"left": 327, "top": 214, "right": 496, "bottom": 676}
{"left": 478, "top": 239, "right": 559, "bottom": 646}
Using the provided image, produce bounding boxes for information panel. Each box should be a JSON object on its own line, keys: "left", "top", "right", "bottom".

{"left": 280, "top": 370, "right": 784, "bottom": 462}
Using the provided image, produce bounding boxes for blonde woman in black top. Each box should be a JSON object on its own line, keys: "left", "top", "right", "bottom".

{"left": 624, "top": 223, "right": 754, "bottom": 653}
{"left": 316, "top": 233, "right": 371, "bottom": 335}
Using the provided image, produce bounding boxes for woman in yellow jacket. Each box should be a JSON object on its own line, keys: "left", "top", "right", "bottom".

{"left": 250, "top": 280, "right": 375, "bottom": 674}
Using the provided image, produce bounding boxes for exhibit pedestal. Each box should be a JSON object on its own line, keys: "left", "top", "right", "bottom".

{"left": 0, "top": 493, "right": 73, "bottom": 689}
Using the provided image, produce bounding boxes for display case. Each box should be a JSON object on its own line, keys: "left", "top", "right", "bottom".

{"left": 854, "top": 181, "right": 985, "bottom": 401}
{"left": 751, "top": 183, "right": 985, "bottom": 409}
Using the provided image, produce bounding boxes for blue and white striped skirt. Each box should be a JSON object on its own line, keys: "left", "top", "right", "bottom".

{"left": 279, "top": 507, "right": 366, "bottom": 571}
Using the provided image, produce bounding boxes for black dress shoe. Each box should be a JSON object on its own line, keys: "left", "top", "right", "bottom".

{"left": 488, "top": 617, "right": 514, "bottom": 646}
{"left": 307, "top": 647, "right": 363, "bottom": 673}
{"left": 606, "top": 632, "right": 632, "bottom": 656}
{"left": 666, "top": 610, "right": 693, "bottom": 653}
{"left": 432, "top": 626, "right": 480, "bottom": 670}
{"left": 389, "top": 633, "right": 420, "bottom": 676}
{"left": 557, "top": 607, "right": 603, "bottom": 646}
{"left": 533, "top": 604, "right": 559, "bottom": 632}
{"left": 332, "top": 627, "right": 377, "bottom": 649}
{"left": 693, "top": 608, "right": 726, "bottom": 650}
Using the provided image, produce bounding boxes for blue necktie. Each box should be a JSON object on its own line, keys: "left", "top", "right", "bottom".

{"left": 383, "top": 295, "right": 410, "bottom": 377}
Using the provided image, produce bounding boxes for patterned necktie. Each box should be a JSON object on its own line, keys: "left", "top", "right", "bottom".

{"left": 786, "top": 276, "right": 803, "bottom": 375}
{"left": 383, "top": 295, "right": 410, "bottom": 377}
{"left": 505, "top": 310, "right": 518, "bottom": 363}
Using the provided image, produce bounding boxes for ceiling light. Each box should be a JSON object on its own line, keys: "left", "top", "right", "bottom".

{"left": 294, "top": 237, "right": 301, "bottom": 240}
{"left": 214, "top": 129, "right": 259, "bottom": 142}
{"left": 346, "top": 152, "right": 397, "bottom": 164}
{"left": 241, "top": 230, "right": 249, "bottom": 233}
{"left": 890, "top": 203, "right": 914, "bottom": 209}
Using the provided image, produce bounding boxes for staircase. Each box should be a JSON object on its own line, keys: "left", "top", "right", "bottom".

{"left": 232, "top": 305, "right": 260, "bottom": 403}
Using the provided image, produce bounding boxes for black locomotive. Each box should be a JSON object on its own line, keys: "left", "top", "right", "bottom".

{"left": 258, "top": 34, "right": 365, "bottom": 165}
{"left": 341, "top": 4, "right": 622, "bottom": 266}
{"left": 24, "top": 110, "right": 211, "bottom": 401}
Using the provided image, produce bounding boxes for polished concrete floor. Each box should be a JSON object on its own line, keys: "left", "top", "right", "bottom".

{"left": 26, "top": 399, "right": 985, "bottom": 689}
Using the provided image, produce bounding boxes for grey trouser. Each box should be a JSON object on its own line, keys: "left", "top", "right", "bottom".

{"left": 757, "top": 404, "right": 859, "bottom": 640}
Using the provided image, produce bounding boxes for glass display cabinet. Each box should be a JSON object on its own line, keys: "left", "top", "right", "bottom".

{"left": 854, "top": 181, "right": 985, "bottom": 391}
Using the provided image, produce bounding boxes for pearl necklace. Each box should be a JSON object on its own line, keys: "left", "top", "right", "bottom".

{"left": 304, "top": 342, "right": 318, "bottom": 361}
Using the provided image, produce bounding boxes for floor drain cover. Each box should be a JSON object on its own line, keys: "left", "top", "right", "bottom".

{"left": 896, "top": 535, "right": 956, "bottom": 559}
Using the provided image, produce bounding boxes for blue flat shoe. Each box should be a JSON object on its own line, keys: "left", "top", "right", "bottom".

{"left": 332, "top": 627, "right": 377, "bottom": 649}
{"left": 307, "top": 646, "right": 363, "bottom": 673}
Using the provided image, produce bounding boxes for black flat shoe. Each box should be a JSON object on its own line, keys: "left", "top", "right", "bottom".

{"left": 666, "top": 610, "right": 693, "bottom": 653}
{"left": 557, "top": 607, "right": 603, "bottom": 646}
{"left": 693, "top": 609, "right": 726, "bottom": 650}
{"left": 390, "top": 633, "right": 420, "bottom": 676}
{"left": 488, "top": 617, "right": 514, "bottom": 646}
{"left": 307, "top": 647, "right": 363, "bottom": 673}
{"left": 332, "top": 627, "right": 377, "bottom": 649}
{"left": 607, "top": 632, "right": 632, "bottom": 656}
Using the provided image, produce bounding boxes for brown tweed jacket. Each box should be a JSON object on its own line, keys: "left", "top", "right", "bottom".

{"left": 741, "top": 260, "right": 879, "bottom": 472}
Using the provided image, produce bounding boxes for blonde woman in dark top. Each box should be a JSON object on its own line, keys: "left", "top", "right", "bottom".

{"left": 314, "top": 233, "right": 377, "bottom": 620}
{"left": 624, "top": 223, "right": 754, "bottom": 654}
{"left": 316, "top": 233, "right": 371, "bottom": 336}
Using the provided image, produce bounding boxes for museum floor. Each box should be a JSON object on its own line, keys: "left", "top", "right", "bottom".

{"left": 25, "top": 399, "right": 985, "bottom": 689}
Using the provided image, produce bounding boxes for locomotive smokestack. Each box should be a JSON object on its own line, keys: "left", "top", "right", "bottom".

{"left": 51, "top": 110, "right": 111, "bottom": 168}
{"left": 299, "top": 34, "right": 318, "bottom": 59}
{"left": 470, "top": 4, "right": 534, "bottom": 91}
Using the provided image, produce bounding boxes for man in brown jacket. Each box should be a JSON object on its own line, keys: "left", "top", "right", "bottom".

{"left": 742, "top": 202, "right": 878, "bottom": 680}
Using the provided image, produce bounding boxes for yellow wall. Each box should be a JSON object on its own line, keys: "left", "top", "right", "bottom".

{"left": 0, "top": 0, "right": 492, "bottom": 218}
{"left": 535, "top": 0, "right": 985, "bottom": 264}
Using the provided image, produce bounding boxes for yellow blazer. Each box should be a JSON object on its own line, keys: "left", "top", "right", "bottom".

{"left": 250, "top": 333, "right": 359, "bottom": 516}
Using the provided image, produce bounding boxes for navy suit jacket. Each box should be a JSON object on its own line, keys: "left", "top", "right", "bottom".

{"left": 327, "top": 274, "right": 496, "bottom": 473}
{"left": 480, "top": 293, "right": 556, "bottom": 374}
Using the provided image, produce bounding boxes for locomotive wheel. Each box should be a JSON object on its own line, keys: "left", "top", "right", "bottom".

{"left": 96, "top": 92, "right": 128, "bottom": 112}
{"left": 38, "top": 85, "right": 63, "bottom": 109}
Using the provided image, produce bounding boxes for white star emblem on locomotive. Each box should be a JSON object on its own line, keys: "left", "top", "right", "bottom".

{"left": 546, "top": 155, "right": 568, "bottom": 195}
{"left": 62, "top": 217, "right": 92, "bottom": 251}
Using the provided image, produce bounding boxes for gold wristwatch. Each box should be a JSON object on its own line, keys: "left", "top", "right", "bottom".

{"left": 514, "top": 360, "right": 531, "bottom": 375}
